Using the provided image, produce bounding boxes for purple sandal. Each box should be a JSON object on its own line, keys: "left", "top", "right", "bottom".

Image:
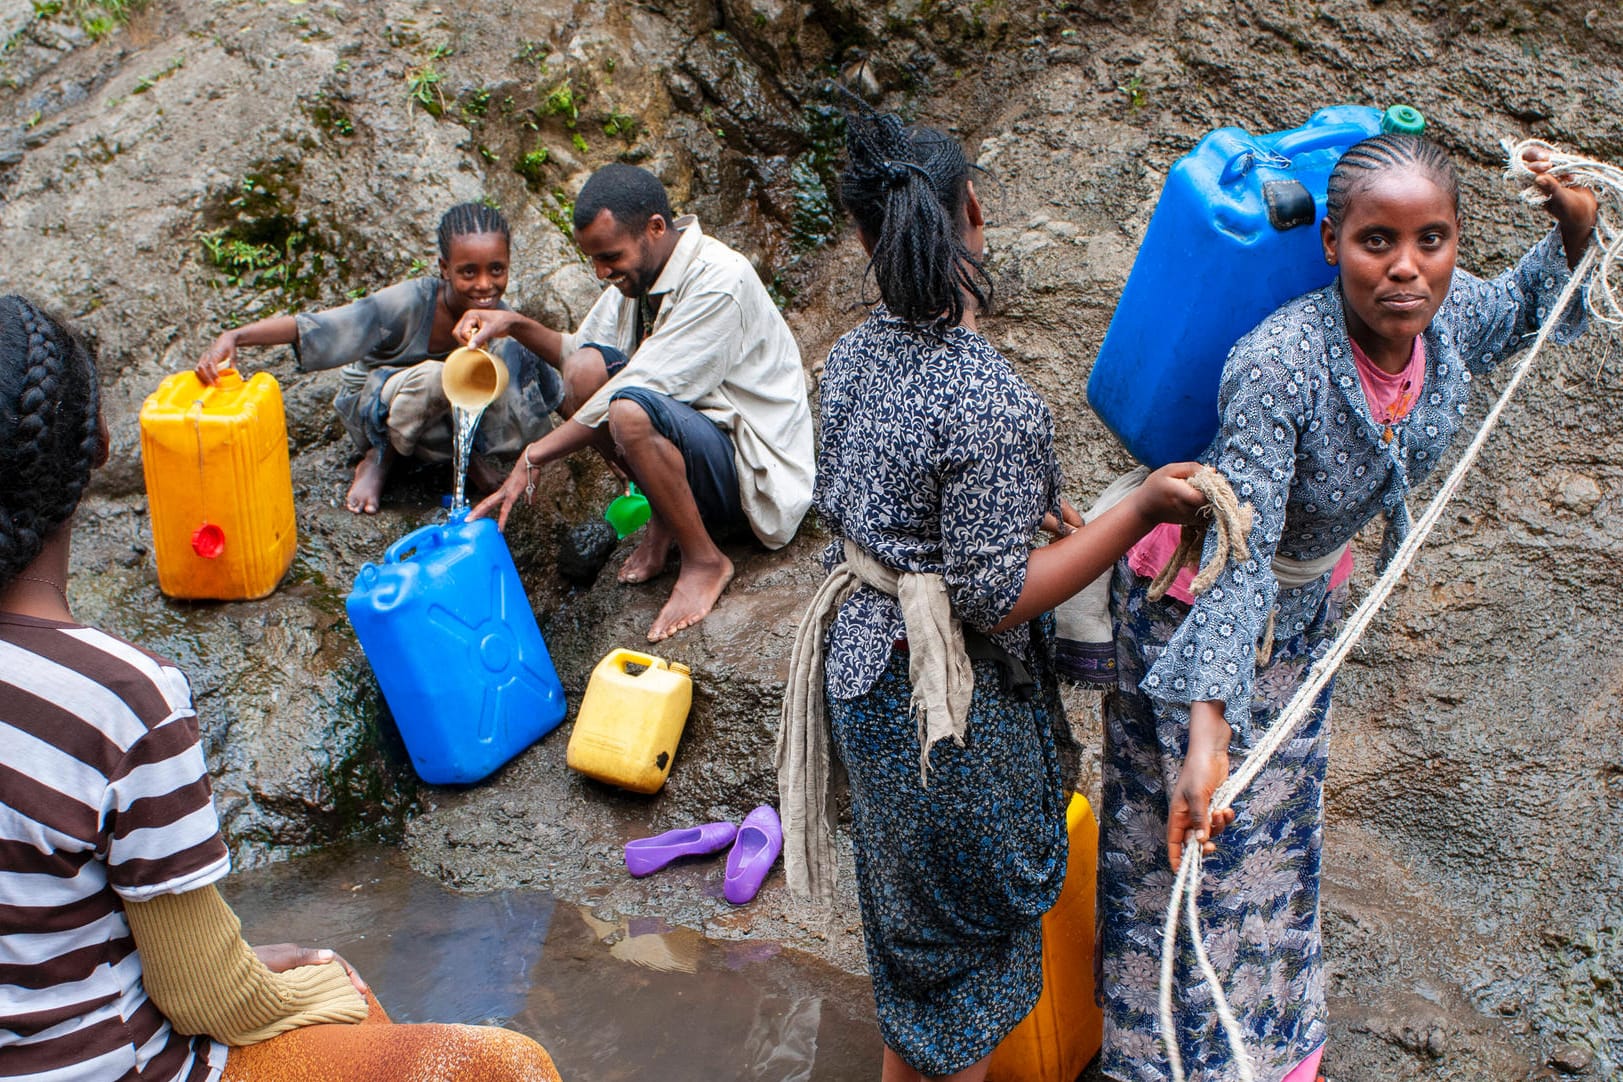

{"left": 624, "top": 822, "right": 738, "bottom": 877}
{"left": 723, "top": 805, "right": 783, "bottom": 905}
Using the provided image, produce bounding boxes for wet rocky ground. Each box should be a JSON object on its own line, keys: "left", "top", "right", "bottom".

{"left": 4, "top": 0, "right": 1621, "bottom": 1076}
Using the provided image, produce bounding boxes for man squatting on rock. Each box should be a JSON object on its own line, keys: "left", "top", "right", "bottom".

{"left": 194, "top": 203, "right": 561, "bottom": 515}
{"left": 466, "top": 164, "right": 816, "bottom": 643}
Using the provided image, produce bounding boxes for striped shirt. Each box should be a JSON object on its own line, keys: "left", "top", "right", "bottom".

{"left": 1, "top": 614, "right": 230, "bottom": 1082}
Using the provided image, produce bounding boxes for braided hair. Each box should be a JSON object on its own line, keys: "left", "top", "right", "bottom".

{"left": 839, "top": 112, "right": 992, "bottom": 330}
{"left": 436, "top": 202, "right": 511, "bottom": 259}
{"left": 1325, "top": 133, "right": 1459, "bottom": 231}
{"left": 0, "top": 296, "right": 101, "bottom": 589}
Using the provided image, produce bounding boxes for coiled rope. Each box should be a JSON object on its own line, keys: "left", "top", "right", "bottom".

{"left": 1156, "top": 138, "right": 1622, "bottom": 1082}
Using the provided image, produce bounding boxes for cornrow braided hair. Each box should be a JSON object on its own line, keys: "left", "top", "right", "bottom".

{"left": 436, "top": 202, "right": 511, "bottom": 259}
{"left": 1325, "top": 133, "right": 1460, "bottom": 231}
{"left": 0, "top": 295, "right": 101, "bottom": 589}
{"left": 839, "top": 110, "right": 992, "bottom": 330}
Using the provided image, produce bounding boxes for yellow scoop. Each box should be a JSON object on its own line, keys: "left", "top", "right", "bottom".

{"left": 441, "top": 345, "right": 510, "bottom": 409}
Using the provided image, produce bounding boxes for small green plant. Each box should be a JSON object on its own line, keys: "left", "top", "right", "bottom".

{"left": 345, "top": 286, "right": 368, "bottom": 300}
{"left": 540, "top": 189, "right": 575, "bottom": 239}
{"left": 515, "top": 39, "right": 549, "bottom": 65}
{"left": 477, "top": 144, "right": 497, "bottom": 163}
{"left": 53, "top": 0, "right": 146, "bottom": 39}
{"left": 1116, "top": 73, "right": 1146, "bottom": 110}
{"left": 406, "top": 257, "right": 429, "bottom": 276}
{"left": 428, "top": 42, "right": 453, "bottom": 60}
{"left": 602, "top": 110, "right": 638, "bottom": 140}
{"left": 603, "top": 56, "right": 616, "bottom": 73}
{"left": 478, "top": 195, "right": 501, "bottom": 211}
{"left": 24, "top": 109, "right": 41, "bottom": 128}
{"left": 133, "top": 55, "right": 183, "bottom": 94}
{"left": 462, "top": 87, "right": 491, "bottom": 118}
{"left": 514, "top": 146, "right": 549, "bottom": 184}
{"left": 199, "top": 231, "right": 283, "bottom": 289}
{"left": 406, "top": 64, "right": 445, "bottom": 116}
{"left": 539, "top": 80, "right": 579, "bottom": 126}
{"left": 571, "top": 131, "right": 589, "bottom": 154}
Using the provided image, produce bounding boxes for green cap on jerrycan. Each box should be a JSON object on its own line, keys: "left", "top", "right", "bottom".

{"left": 1381, "top": 105, "right": 1426, "bottom": 136}
{"left": 604, "top": 483, "right": 651, "bottom": 538}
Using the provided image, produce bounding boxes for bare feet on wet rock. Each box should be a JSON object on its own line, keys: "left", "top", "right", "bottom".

{"left": 618, "top": 519, "right": 675, "bottom": 584}
{"left": 345, "top": 448, "right": 391, "bottom": 514}
{"left": 647, "top": 553, "right": 734, "bottom": 643}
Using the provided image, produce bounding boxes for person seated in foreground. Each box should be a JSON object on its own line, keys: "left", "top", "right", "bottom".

{"left": 0, "top": 294, "right": 560, "bottom": 1081}
{"left": 464, "top": 164, "right": 816, "bottom": 643}
{"left": 193, "top": 203, "right": 563, "bottom": 514}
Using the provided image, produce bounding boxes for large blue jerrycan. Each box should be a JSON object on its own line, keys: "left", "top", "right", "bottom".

{"left": 345, "top": 510, "right": 567, "bottom": 785}
{"left": 1088, "top": 104, "right": 1422, "bottom": 467}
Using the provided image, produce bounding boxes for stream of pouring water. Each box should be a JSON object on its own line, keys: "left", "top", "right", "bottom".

{"left": 451, "top": 405, "right": 486, "bottom": 513}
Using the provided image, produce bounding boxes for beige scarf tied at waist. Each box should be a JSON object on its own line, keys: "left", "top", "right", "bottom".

{"left": 775, "top": 543, "right": 974, "bottom": 900}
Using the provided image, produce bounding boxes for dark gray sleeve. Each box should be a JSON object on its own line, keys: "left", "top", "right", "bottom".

{"left": 292, "top": 280, "right": 435, "bottom": 373}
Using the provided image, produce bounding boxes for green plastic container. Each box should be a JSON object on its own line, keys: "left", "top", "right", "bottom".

{"left": 604, "top": 484, "right": 651, "bottom": 538}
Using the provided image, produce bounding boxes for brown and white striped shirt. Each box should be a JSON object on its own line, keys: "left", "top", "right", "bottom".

{"left": 1, "top": 614, "right": 230, "bottom": 1082}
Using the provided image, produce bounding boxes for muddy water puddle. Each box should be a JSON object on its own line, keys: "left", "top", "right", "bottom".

{"left": 222, "top": 847, "right": 883, "bottom": 1081}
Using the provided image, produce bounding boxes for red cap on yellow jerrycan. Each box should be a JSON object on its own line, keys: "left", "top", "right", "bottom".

{"left": 567, "top": 648, "right": 694, "bottom": 794}
{"left": 138, "top": 368, "right": 296, "bottom": 600}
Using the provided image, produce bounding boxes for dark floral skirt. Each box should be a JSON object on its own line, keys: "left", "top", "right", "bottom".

{"left": 1098, "top": 561, "right": 1345, "bottom": 1082}
{"left": 828, "top": 634, "right": 1069, "bottom": 1076}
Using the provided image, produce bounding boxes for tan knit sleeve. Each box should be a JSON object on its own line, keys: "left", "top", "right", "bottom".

{"left": 124, "top": 884, "right": 369, "bottom": 1045}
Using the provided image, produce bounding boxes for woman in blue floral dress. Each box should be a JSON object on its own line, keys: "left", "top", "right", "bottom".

{"left": 1098, "top": 135, "right": 1598, "bottom": 1081}
{"left": 786, "top": 111, "right": 1206, "bottom": 1082}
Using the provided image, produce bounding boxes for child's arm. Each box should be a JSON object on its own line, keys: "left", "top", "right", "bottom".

{"left": 195, "top": 316, "right": 298, "bottom": 385}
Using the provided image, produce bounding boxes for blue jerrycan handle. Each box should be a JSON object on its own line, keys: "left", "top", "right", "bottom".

{"left": 1220, "top": 123, "right": 1372, "bottom": 184}
{"left": 384, "top": 519, "right": 451, "bottom": 564}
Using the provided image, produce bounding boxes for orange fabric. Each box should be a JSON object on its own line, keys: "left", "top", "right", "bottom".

{"left": 223, "top": 990, "right": 561, "bottom": 1082}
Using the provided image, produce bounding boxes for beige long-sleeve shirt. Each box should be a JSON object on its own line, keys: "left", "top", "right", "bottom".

{"left": 563, "top": 216, "right": 815, "bottom": 549}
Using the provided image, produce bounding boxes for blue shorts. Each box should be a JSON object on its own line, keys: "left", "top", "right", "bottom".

{"left": 608, "top": 387, "right": 746, "bottom": 538}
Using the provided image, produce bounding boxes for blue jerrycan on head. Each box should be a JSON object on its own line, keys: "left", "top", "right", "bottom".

{"left": 345, "top": 510, "right": 567, "bottom": 785}
{"left": 1087, "top": 104, "right": 1424, "bottom": 467}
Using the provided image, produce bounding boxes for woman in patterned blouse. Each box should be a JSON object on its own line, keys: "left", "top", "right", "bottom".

{"left": 809, "top": 112, "right": 1205, "bottom": 1082}
{"left": 1097, "top": 135, "right": 1598, "bottom": 1081}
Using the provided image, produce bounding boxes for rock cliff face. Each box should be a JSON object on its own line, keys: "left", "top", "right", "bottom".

{"left": 3, "top": 0, "right": 1619, "bottom": 1075}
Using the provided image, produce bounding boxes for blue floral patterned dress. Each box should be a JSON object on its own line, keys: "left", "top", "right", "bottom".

{"left": 1099, "top": 230, "right": 1586, "bottom": 1082}
{"left": 817, "top": 306, "right": 1070, "bottom": 1075}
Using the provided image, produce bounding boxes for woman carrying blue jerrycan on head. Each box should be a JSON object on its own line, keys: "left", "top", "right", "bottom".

{"left": 1096, "top": 135, "right": 1598, "bottom": 1081}
{"left": 776, "top": 109, "right": 1208, "bottom": 1082}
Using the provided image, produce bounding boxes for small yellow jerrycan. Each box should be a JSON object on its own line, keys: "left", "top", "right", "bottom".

{"left": 138, "top": 369, "right": 296, "bottom": 601}
{"left": 567, "top": 649, "right": 693, "bottom": 794}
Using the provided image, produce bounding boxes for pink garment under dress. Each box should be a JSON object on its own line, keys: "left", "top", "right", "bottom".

{"left": 1126, "top": 336, "right": 1426, "bottom": 601}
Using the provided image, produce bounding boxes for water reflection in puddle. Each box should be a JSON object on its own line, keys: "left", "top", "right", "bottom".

{"left": 222, "top": 847, "right": 882, "bottom": 1081}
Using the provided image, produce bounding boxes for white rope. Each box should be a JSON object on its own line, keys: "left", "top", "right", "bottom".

{"left": 1156, "top": 139, "right": 1622, "bottom": 1082}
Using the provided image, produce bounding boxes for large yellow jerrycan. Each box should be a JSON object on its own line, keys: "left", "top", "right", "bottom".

{"left": 987, "top": 792, "right": 1104, "bottom": 1082}
{"left": 138, "top": 369, "right": 296, "bottom": 600}
{"left": 567, "top": 649, "right": 693, "bottom": 794}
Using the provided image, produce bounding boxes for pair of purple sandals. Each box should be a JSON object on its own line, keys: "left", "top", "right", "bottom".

{"left": 623, "top": 805, "right": 782, "bottom": 905}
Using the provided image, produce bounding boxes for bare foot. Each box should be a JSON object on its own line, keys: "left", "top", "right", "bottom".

{"left": 467, "top": 453, "right": 505, "bottom": 496}
{"left": 345, "top": 448, "right": 392, "bottom": 514}
{"left": 647, "top": 553, "right": 734, "bottom": 643}
{"left": 618, "top": 517, "right": 675, "bottom": 584}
